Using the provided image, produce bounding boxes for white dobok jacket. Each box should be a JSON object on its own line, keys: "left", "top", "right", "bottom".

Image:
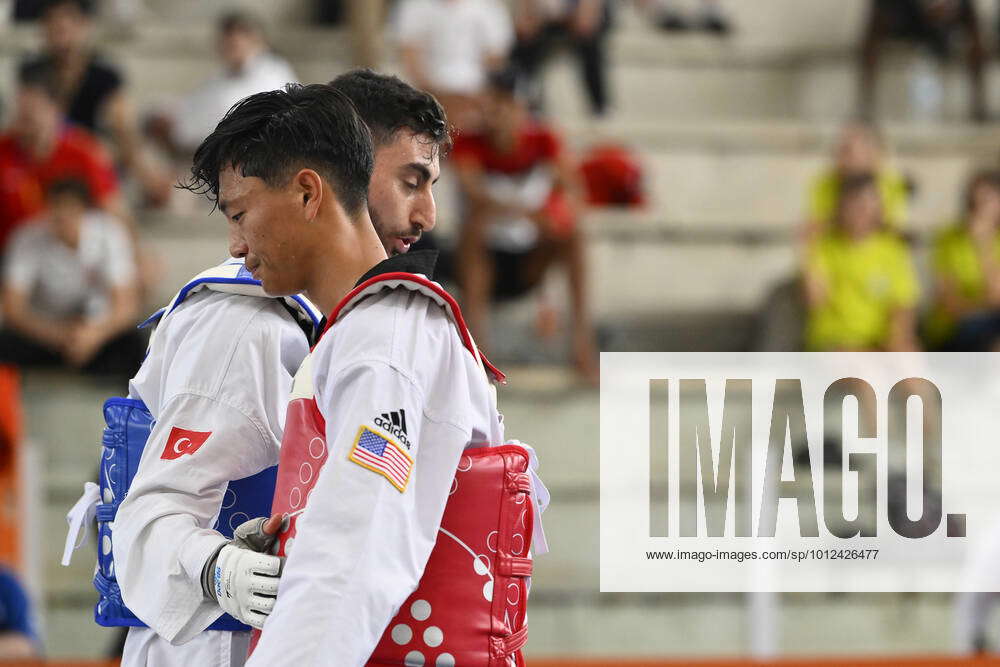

{"left": 112, "top": 262, "right": 318, "bottom": 666}
{"left": 248, "top": 252, "right": 512, "bottom": 665}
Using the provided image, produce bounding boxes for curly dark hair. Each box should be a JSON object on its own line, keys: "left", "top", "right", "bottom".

{"left": 185, "top": 83, "right": 374, "bottom": 216}
{"left": 329, "top": 69, "right": 451, "bottom": 154}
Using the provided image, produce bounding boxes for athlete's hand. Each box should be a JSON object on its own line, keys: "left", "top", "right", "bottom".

{"left": 231, "top": 513, "right": 285, "bottom": 555}
{"left": 201, "top": 515, "right": 285, "bottom": 628}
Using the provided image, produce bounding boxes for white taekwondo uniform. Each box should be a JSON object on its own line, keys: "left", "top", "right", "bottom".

{"left": 111, "top": 261, "right": 319, "bottom": 667}
{"left": 248, "top": 251, "right": 546, "bottom": 666}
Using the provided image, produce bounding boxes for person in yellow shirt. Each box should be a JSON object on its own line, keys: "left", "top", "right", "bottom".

{"left": 804, "top": 173, "right": 920, "bottom": 351}
{"left": 925, "top": 170, "right": 1000, "bottom": 350}
{"left": 806, "top": 122, "right": 909, "bottom": 235}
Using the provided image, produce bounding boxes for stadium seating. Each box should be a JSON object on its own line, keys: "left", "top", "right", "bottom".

{"left": 10, "top": 0, "right": 1000, "bottom": 659}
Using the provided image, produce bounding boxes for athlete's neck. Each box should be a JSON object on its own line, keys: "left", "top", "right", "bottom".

{"left": 304, "top": 210, "right": 387, "bottom": 315}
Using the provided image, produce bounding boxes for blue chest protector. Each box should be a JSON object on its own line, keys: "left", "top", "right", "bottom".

{"left": 93, "top": 262, "right": 321, "bottom": 631}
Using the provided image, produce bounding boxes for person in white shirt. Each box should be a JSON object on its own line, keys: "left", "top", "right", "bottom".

{"left": 396, "top": 0, "right": 513, "bottom": 129}
{"left": 108, "top": 74, "right": 448, "bottom": 667}
{"left": 151, "top": 11, "right": 297, "bottom": 157}
{"left": 0, "top": 178, "right": 143, "bottom": 377}
{"left": 179, "top": 74, "right": 540, "bottom": 663}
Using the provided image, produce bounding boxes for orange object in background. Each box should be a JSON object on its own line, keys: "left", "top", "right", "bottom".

{"left": 0, "top": 365, "right": 23, "bottom": 572}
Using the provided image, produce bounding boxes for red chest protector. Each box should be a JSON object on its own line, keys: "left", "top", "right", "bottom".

{"left": 250, "top": 272, "right": 535, "bottom": 667}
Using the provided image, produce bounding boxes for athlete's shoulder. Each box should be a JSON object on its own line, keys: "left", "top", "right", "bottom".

{"left": 134, "top": 288, "right": 309, "bottom": 406}
{"left": 145, "top": 260, "right": 321, "bottom": 336}
{"left": 147, "top": 291, "right": 291, "bottom": 369}
{"left": 331, "top": 279, "right": 458, "bottom": 366}
{"left": 319, "top": 251, "right": 468, "bottom": 374}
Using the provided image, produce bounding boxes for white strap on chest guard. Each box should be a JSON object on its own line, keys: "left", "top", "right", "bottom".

{"left": 139, "top": 260, "right": 323, "bottom": 339}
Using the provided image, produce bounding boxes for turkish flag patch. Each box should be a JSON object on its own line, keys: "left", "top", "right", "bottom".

{"left": 160, "top": 427, "right": 212, "bottom": 460}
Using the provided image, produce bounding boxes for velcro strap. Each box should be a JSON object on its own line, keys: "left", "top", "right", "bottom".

{"left": 95, "top": 504, "right": 116, "bottom": 522}
{"left": 498, "top": 556, "right": 533, "bottom": 577}
{"left": 505, "top": 472, "right": 532, "bottom": 494}
{"left": 93, "top": 571, "right": 120, "bottom": 602}
{"left": 490, "top": 625, "right": 529, "bottom": 659}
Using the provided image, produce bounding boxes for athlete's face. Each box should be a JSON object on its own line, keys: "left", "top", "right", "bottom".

{"left": 222, "top": 165, "right": 313, "bottom": 296}
{"left": 368, "top": 130, "right": 440, "bottom": 256}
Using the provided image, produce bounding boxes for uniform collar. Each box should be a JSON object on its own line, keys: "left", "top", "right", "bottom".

{"left": 355, "top": 249, "right": 438, "bottom": 286}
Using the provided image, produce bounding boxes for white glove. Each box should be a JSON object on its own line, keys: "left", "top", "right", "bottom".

{"left": 201, "top": 517, "right": 285, "bottom": 629}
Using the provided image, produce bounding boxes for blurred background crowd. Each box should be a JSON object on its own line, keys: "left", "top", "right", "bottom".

{"left": 2, "top": 0, "right": 1000, "bottom": 662}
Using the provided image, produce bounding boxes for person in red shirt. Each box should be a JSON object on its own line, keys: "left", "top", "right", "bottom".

{"left": 0, "top": 63, "right": 122, "bottom": 253}
{"left": 451, "top": 69, "right": 597, "bottom": 381}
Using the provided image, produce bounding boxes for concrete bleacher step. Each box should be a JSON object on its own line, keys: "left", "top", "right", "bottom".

{"left": 151, "top": 116, "right": 992, "bottom": 236}
{"left": 141, "top": 0, "right": 315, "bottom": 25}
{"left": 642, "top": 150, "right": 976, "bottom": 234}
{"left": 21, "top": 374, "right": 121, "bottom": 491}
{"left": 136, "top": 219, "right": 925, "bottom": 346}
{"left": 568, "top": 119, "right": 1000, "bottom": 154}
{"left": 589, "top": 238, "right": 797, "bottom": 315}
{"left": 20, "top": 373, "right": 123, "bottom": 657}
{"left": 7, "top": 24, "right": 1000, "bottom": 126}
{"left": 132, "top": 0, "right": 874, "bottom": 55}
{"left": 0, "top": 0, "right": 992, "bottom": 124}
{"left": 526, "top": 592, "right": 953, "bottom": 657}
{"left": 3, "top": 0, "right": 999, "bottom": 123}
{"left": 542, "top": 52, "right": 1000, "bottom": 122}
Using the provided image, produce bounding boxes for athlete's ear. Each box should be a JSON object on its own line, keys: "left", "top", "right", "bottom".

{"left": 294, "top": 168, "right": 323, "bottom": 221}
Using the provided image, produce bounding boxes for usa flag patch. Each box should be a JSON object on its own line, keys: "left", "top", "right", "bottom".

{"left": 348, "top": 426, "right": 413, "bottom": 492}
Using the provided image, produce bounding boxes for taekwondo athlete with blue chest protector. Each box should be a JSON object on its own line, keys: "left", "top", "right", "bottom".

{"left": 62, "top": 73, "right": 445, "bottom": 667}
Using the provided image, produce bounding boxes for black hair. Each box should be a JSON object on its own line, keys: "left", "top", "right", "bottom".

{"left": 218, "top": 10, "right": 263, "bottom": 35}
{"left": 46, "top": 178, "right": 92, "bottom": 206}
{"left": 185, "top": 83, "right": 374, "bottom": 216}
{"left": 17, "top": 61, "right": 59, "bottom": 101}
{"left": 329, "top": 70, "right": 451, "bottom": 154}
{"left": 42, "top": 0, "right": 94, "bottom": 17}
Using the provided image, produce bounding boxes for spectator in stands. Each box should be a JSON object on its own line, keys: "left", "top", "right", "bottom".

{"left": 806, "top": 122, "right": 909, "bottom": 237}
{"left": 803, "top": 173, "right": 921, "bottom": 351}
{"left": 924, "top": 170, "right": 1000, "bottom": 350}
{"left": 20, "top": 0, "right": 172, "bottom": 204}
{"left": 510, "top": 0, "right": 612, "bottom": 117}
{"left": 451, "top": 70, "right": 598, "bottom": 380}
{"left": 0, "top": 567, "right": 37, "bottom": 659}
{"left": 395, "top": 0, "right": 512, "bottom": 130}
{"left": 148, "top": 11, "right": 297, "bottom": 158}
{"left": 0, "top": 179, "right": 145, "bottom": 378}
{"left": 0, "top": 66, "right": 123, "bottom": 254}
{"left": 860, "top": 0, "right": 986, "bottom": 122}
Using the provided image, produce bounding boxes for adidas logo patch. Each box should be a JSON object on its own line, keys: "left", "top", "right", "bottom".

{"left": 374, "top": 409, "right": 411, "bottom": 448}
